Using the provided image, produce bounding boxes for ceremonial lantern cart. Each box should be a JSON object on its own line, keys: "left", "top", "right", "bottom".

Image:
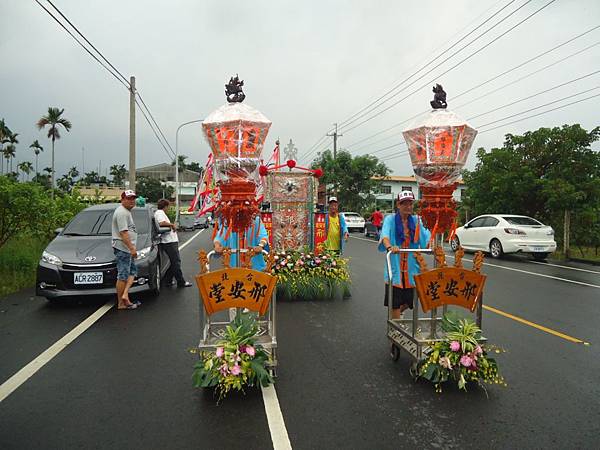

{"left": 386, "top": 85, "right": 487, "bottom": 368}
{"left": 196, "top": 76, "right": 279, "bottom": 375}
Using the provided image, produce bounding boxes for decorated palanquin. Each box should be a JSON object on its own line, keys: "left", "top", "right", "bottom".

{"left": 265, "top": 172, "right": 318, "bottom": 251}
{"left": 402, "top": 84, "right": 477, "bottom": 237}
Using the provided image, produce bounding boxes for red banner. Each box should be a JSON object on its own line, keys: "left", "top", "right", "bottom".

{"left": 261, "top": 212, "right": 274, "bottom": 247}
{"left": 314, "top": 212, "right": 326, "bottom": 251}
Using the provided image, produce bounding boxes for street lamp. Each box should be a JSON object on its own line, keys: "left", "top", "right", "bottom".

{"left": 175, "top": 119, "right": 204, "bottom": 224}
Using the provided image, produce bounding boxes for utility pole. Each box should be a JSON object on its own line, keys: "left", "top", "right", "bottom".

{"left": 129, "top": 76, "right": 136, "bottom": 190}
{"left": 326, "top": 123, "right": 342, "bottom": 196}
{"left": 81, "top": 147, "right": 85, "bottom": 176}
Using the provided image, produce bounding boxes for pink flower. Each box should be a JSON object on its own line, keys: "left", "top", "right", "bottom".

{"left": 332, "top": 261, "right": 337, "bottom": 266}
{"left": 215, "top": 347, "right": 224, "bottom": 358}
{"left": 460, "top": 355, "right": 473, "bottom": 367}
{"left": 315, "top": 258, "right": 321, "bottom": 264}
{"left": 475, "top": 345, "right": 483, "bottom": 355}
{"left": 219, "top": 363, "right": 229, "bottom": 375}
{"left": 245, "top": 345, "right": 256, "bottom": 356}
{"left": 230, "top": 364, "right": 241, "bottom": 376}
{"left": 450, "top": 341, "right": 460, "bottom": 352}
{"left": 239, "top": 345, "right": 246, "bottom": 353}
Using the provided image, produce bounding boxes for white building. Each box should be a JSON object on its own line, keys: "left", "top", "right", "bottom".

{"left": 373, "top": 175, "right": 466, "bottom": 210}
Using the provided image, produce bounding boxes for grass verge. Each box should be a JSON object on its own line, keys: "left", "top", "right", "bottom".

{"left": 0, "top": 235, "right": 48, "bottom": 297}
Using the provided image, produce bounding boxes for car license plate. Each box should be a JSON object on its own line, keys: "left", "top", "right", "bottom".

{"left": 532, "top": 246, "right": 546, "bottom": 252}
{"left": 74, "top": 272, "right": 103, "bottom": 284}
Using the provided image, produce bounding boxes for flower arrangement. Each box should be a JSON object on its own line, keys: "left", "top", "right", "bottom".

{"left": 192, "top": 312, "right": 273, "bottom": 401}
{"left": 417, "top": 311, "right": 505, "bottom": 393}
{"left": 270, "top": 249, "right": 351, "bottom": 300}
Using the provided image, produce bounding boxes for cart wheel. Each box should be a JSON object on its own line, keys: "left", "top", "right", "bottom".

{"left": 390, "top": 344, "right": 400, "bottom": 361}
{"left": 409, "top": 362, "right": 419, "bottom": 377}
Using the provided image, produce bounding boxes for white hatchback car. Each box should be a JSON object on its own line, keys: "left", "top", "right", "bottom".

{"left": 341, "top": 212, "right": 366, "bottom": 233}
{"left": 450, "top": 214, "right": 557, "bottom": 261}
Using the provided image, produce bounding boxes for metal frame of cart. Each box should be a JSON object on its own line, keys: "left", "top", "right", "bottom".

{"left": 197, "top": 249, "right": 278, "bottom": 376}
{"left": 386, "top": 245, "right": 485, "bottom": 370}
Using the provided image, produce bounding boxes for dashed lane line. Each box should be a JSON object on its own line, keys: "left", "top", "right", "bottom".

{"left": 0, "top": 230, "right": 205, "bottom": 403}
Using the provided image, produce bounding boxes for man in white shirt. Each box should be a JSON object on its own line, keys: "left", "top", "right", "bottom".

{"left": 154, "top": 199, "right": 192, "bottom": 287}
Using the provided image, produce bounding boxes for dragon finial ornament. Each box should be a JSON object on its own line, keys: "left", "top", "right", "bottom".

{"left": 222, "top": 247, "right": 232, "bottom": 269}
{"left": 473, "top": 251, "right": 485, "bottom": 273}
{"left": 197, "top": 249, "right": 209, "bottom": 274}
{"left": 454, "top": 247, "right": 465, "bottom": 268}
{"left": 430, "top": 84, "right": 447, "bottom": 109}
{"left": 434, "top": 245, "right": 447, "bottom": 267}
{"left": 225, "top": 74, "right": 246, "bottom": 103}
{"left": 415, "top": 252, "right": 429, "bottom": 272}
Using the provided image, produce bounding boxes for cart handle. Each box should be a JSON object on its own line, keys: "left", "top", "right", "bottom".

{"left": 204, "top": 249, "right": 269, "bottom": 272}
{"left": 386, "top": 248, "right": 431, "bottom": 280}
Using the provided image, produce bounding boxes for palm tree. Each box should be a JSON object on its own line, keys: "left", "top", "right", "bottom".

{"left": 67, "top": 166, "right": 79, "bottom": 180}
{"left": 3, "top": 144, "right": 16, "bottom": 173}
{"left": 36, "top": 107, "right": 72, "bottom": 197}
{"left": 171, "top": 154, "right": 188, "bottom": 174}
{"left": 18, "top": 161, "right": 33, "bottom": 181}
{"left": 82, "top": 171, "right": 99, "bottom": 185}
{"left": 0, "top": 119, "right": 10, "bottom": 175}
{"left": 29, "top": 140, "right": 44, "bottom": 175}
{"left": 110, "top": 164, "right": 127, "bottom": 186}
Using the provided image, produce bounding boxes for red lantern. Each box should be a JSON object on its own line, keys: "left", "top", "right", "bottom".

{"left": 402, "top": 87, "right": 477, "bottom": 235}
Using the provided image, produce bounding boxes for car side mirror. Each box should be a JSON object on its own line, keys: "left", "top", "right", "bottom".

{"left": 463, "top": 224, "right": 470, "bottom": 229}
{"left": 54, "top": 227, "right": 64, "bottom": 235}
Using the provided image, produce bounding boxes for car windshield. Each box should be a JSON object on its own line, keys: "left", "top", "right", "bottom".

{"left": 63, "top": 209, "right": 149, "bottom": 236}
{"left": 343, "top": 213, "right": 360, "bottom": 217}
{"left": 503, "top": 216, "right": 542, "bottom": 226}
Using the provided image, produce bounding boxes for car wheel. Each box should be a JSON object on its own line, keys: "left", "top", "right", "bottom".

{"left": 489, "top": 239, "right": 504, "bottom": 259}
{"left": 532, "top": 252, "right": 549, "bottom": 261}
{"left": 150, "top": 259, "right": 161, "bottom": 297}
{"left": 450, "top": 236, "right": 460, "bottom": 251}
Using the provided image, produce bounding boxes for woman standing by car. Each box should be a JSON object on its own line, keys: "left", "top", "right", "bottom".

{"left": 154, "top": 199, "right": 192, "bottom": 288}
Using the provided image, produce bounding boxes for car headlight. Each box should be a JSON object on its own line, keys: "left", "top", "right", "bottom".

{"left": 42, "top": 251, "right": 63, "bottom": 266}
{"left": 136, "top": 246, "right": 152, "bottom": 260}
{"left": 547, "top": 228, "right": 555, "bottom": 236}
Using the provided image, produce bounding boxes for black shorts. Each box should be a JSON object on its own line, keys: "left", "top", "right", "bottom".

{"left": 384, "top": 285, "right": 415, "bottom": 309}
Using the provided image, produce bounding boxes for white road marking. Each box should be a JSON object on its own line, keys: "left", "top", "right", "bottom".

{"left": 179, "top": 228, "right": 204, "bottom": 250}
{"left": 350, "top": 236, "right": 600, "bottom": 289}
{"left": 0, "top": 230, "right": 205, "bottom": 403}
{"left": 261, "top": 384, "right": 293, "bottom": 450}
{"left": 530, "top": 260, "right": 600, "bottom": 274}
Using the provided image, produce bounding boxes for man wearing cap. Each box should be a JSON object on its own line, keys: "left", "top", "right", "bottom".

{"left": 111, "top": 190, "right": 140, "bottom": 310}
{"left": 323, "top": 196, "right": 349, "bottom": 254}
{"left": 378, "top": 190, "right": 430, "bottom": 319}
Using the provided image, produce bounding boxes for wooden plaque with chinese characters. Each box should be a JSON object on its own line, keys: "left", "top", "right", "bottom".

{"left": 414, "top": 267, "right": 486, "bottom": 313}
{"left": 196, "top": 268, "right": 277, "bottom": 315}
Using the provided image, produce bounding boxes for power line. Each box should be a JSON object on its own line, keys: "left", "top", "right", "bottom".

{"left": 345, "top": 32, "right": 600, "bottom": 152}
{"left": 340, "top": 0, "right": 558, "bottom": 135}
{"left": 34, "top": 0, "right": 129, "bottom": 90}
{"left": 44, "top": 0, "right": 130, "bottom": 86}
{"left": 136, "top": 92, "right": 175, "bottom": 155}
{"left": 135, "top": 98, "right": 176, "bottom": 159}
{"left": 336, "top": 0, "right": 519, "bottom": 129}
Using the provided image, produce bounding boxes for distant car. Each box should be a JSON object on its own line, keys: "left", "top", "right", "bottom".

{"left": 193, "top": 215, "right": 209, "bottom": 230}
{"left": 450, "top": 214, "right": 557, "bottom": 261}
{"left": 364, "top": 213, "right": 393, "bottom": 239}
{"left": 341, "top": 212, "right": 365, "bottom": 233}
{"left": 36, "top": 203, "right": 171, "bottom": 301}
{"left": 178, "top": 214, "right": 196, "bottom": 231}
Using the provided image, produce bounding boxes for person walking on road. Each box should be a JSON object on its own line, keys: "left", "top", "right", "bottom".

{"left": 379, "top": 191, "right": 430, "bottom": 319}
{"left": 112, "top": 190, "right": 141, "bottom": 310}
{"left": 154, "top": 199, "right": 192, "bottom": 288}
{"left": 370, "top": 207, "right": 384, "bottom": 239}
{"left": 323, "top": 196, "right": 349, "bottom": 254}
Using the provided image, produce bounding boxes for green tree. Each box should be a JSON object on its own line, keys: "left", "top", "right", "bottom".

{"left": 18, "top": 161, "right": 34, "bottom": 181}
{"left": 171, "top": 155, "right": 188, "bottom": 174}
{"left": 462, "top": 124, "right": 600, "bottom": 252}
{"left": 109, "top": 164, "right": 127, "bottom": 186}
{"left": 136, "top": 176, "right": 173, "bottom": 202}
{"left": 81, "top": 171, "right": 99, "bottom": 185}
{"left": 29, "top": 140, "right": 44, "bottom": 175}
{"left": 0, "top": 119, "right": 12, "bottom": 175}
{"left": 187, "top": 161, "right": 202, "bottom": 173}
{"left": 311, "top": 149, "right": 390, "bottom": 213}
{"left": 36, "top": 107, "right": 72, "bottom": 197}
{"left": 2, "top": 132, "right": 18, "bottom": 173}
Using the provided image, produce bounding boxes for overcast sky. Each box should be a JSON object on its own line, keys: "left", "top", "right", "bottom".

{"left": 2, "top": 0, "right": 599, "bottom": 179}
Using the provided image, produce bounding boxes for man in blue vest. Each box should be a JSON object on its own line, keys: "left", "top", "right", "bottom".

{"left": 323, "top": 197, "right": 349, "bottom": 254}
{"left": 379, "top": 191, "right": 431, "bottom": 319}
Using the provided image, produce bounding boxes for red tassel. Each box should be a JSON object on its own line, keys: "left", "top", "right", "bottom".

{"left": 447, "top": 221, "right": 457, "bottom": 243}
{"left": 413, "top": 218, "right": 420, "bottom": 243}
{"left": 428, "top": 217, "right": 439, "bottom": 248}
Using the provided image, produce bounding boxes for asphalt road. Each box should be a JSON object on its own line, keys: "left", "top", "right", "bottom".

{"left": 0, "top": 229, "right": 599, "bottom": 449}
